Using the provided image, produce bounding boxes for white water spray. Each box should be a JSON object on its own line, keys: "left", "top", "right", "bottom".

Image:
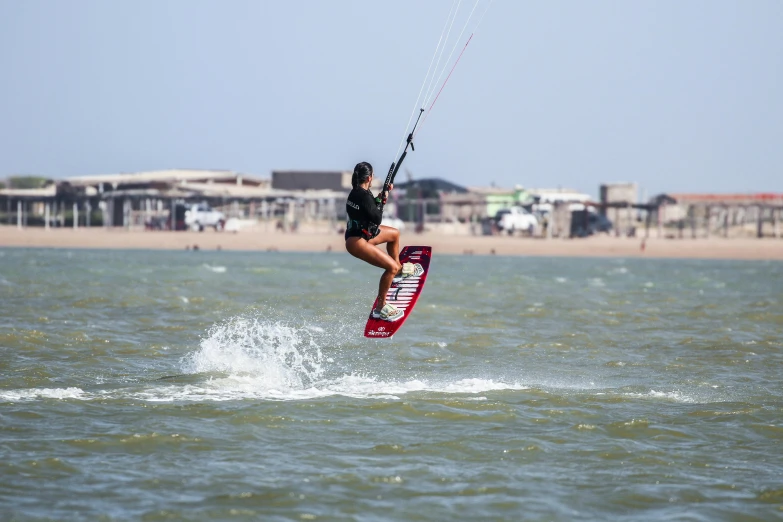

{"left": 181, "top": 315, "right": 325, "bottom": 391}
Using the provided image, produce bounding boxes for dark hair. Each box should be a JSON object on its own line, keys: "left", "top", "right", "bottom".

{"left": 352, "top": 162, "right": 373, "bottom": 188}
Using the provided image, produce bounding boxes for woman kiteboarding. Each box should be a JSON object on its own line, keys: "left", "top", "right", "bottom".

{"left": 345, "top": 161, "right": 421, "bottom": 322}
{"left": 346, "top": 0, "right": 492, "bottom": 325}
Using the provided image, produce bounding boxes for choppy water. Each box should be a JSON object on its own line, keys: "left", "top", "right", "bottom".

{"left": 1, "top": 247, "right": 782, "bottom": 521}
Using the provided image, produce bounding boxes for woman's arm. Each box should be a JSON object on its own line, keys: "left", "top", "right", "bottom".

{"left": 358, "top": 190, "right": 383, "bottom": 224}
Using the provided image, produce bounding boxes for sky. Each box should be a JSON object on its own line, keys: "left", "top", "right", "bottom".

{"left": 1, "top": 0, "right": 781, "bottom": 198}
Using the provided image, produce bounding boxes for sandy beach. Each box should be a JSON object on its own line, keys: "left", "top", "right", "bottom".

{"left": 1, "top": 225, "right": 782, "bottom": 260}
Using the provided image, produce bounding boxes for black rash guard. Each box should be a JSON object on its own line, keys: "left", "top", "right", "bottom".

{"left": 345, "top": 187, "right": 383, "bottom": 240}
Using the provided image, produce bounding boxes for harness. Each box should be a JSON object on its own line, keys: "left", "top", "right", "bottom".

{"left": 346, "top": 218, "right": 379, "bottom": 240}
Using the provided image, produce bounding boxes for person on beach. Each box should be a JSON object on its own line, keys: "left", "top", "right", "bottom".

{"left": 344, "top": 162, "right": 421, "bottom": 322}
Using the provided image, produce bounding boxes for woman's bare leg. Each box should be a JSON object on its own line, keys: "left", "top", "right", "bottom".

{"left": 369, "top": 226, "right": 402, "bottom": 303}
{"left": 346, "top": 232, "right": 401, "bottom": 310}
{"left": 370, "top": 225, "right": 401, "bottom": 266}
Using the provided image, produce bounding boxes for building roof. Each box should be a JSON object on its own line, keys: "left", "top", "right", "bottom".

{"left": 528, "top": 189, "right": 591, "bottom": 203}
{"left": 271, "top": 170, "right": 353, "bottom": 191}
{"left": 272, "top": 170, "right": 351, "bottom": 176}
{"left": 180, "top": 182, "right": 290, "bottom": 199}
{"left": 179, "top": 183, "right": 344, "bottom": 200}
{"left": 660, "top": 193, "right": 783, "bottom": 205}
{"left": 65, "top": 169, "right": 267, "bottom": 187}
{"left": 0, "top": 186, "right": 57, "bottom": 198}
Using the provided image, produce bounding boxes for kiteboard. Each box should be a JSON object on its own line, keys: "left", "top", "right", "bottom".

{"left": 364, "top": 246, "right": 432, "bottom": 339}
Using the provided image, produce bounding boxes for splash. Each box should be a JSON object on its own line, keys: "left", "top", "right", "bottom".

{"left": 181, "top": 314, "right": 325, "bottom": 391}
{"left": 164, "top": 312, "right": 532, "bottom": 401}
{"left": 102, "top": 310, "right": 534, "bottom": 402}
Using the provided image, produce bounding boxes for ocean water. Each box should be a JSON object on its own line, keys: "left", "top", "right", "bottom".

{"left": 1, "top": 247, "right": 782, "bottom": 521}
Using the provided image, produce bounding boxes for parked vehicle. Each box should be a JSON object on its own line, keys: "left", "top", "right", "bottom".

{"left": 185, "top": 203, "right": 225, "bottom": 232}
{"left": 570, "top": 210, "right": 613, "bottom": 237}
{"left": 494, "top": 207, "right": 538, "bottom": 235}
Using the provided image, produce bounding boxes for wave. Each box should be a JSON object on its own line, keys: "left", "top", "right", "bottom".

{"left": 0, "top": 381, "right": 732, "bottom": 405}
{"left": 164, "top": 313, "right": 529, "bottom": 400}
{"left": 0, "top": 313, "right": 739, "bottom": 404}
{"left": 114, "top": 376, "right": 527, "bottom": 402}
{"left": 0, "top": 387, "right": 86, "bottom": 401}
{"left": 1, "top": 313, "right": 531, "bottom": 402}
{"left": 202, "top": 264, "right": 227, "bottom": 273}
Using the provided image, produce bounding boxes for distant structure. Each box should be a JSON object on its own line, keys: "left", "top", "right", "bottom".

{"left": 64, "top": 169, "right": 273, "bottom": 228}
{"left": 649, "top": 192, "right": 783, "bottom": 238}
{"left": 5, "top": 168, "right": 780, "bottom": 240}
{"left": 528, "top": 188, "right": 591, "bottom": 210}
{"left": 0, "top": 169, "right": 344, "bottom": 230}
{"left": 67, "top": 169, "right": 267, "bottom": 189}
{"left": 600, "top": 183, "right": 638, "bottom": 205}
{"left": 272, "top": 170, "right": 352, "bottom": 191}
{"left": 439, "top": 184, "right": 529, "bottom": 223}
{"left": 600, "top": 182, "right": 639, "bottom": 236}
{"left": 523, "top": 188, "right": 592, "bottom": 238}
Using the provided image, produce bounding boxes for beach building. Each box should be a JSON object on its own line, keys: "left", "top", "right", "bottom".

{"left": 394, "top": 178, "right": 470, "bottom": 223}
{"left": 599, "top": 183, "right": 640, "bottom": 236}
{"left": 391, "top": 179, "right": 538, "bottom": 235}
{"left": 391, "top": 181, "right": 622, "bottom": 238}
{"left": 527, "top": 188, "right": 591, "bottom": 210}
{"left": 0, "top": 169, "right": 354, "bottom": 231}
{"left": 478, "top": 185, "right": 533, "bottom": 218}
{"left": 272, "top": 170, "right": 352, "bottom": 191}
{"left": 0, "top": 184, "right": 59, "bottom": 228}
{"left": 437, "top": 184, "right": 529, "bottom": 218}
{"left": 65, "top": 169, "right": 272, "bottom": 228}
{"left": 13, "top": 169, "right": 778, "bottom": 241}
{"left": 522, "top": 188, "right": 591, "bottom": 238}
{"left": 649, "top": 192, "right": 783, "bottom": 238}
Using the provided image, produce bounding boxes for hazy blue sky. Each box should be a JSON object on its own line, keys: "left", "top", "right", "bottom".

{"left": 1, "top": 0, "right": 781, "bottom": 197}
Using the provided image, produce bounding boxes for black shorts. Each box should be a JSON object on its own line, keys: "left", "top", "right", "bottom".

{"left": 345, "top": 226, "right": 380, "bottom": 241}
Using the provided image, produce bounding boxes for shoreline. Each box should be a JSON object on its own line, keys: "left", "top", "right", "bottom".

{"left": 2, "top": 226, "right": 783, "bottom": 260}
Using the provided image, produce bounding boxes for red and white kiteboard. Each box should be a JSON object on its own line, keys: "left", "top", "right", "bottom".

{"left": 364, "top": 246, "right": 432, "bottom": 339}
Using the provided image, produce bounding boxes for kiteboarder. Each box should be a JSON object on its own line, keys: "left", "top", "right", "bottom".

{"left": 345, "top": 162, "right": 420, "bottom": 322}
